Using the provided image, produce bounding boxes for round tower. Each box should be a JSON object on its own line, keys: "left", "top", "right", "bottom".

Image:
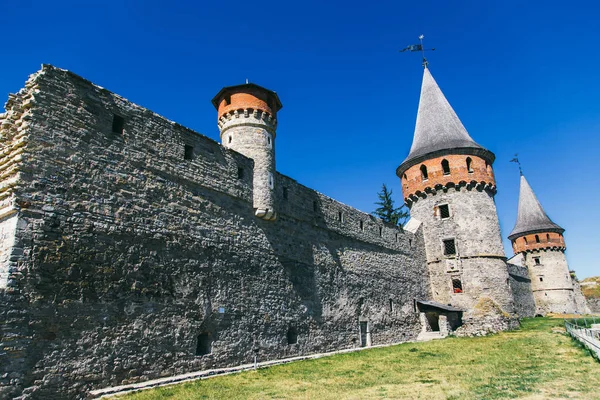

{"left": 212, "top": 83, "right": 282, "bottom": 220}
{"left": 508, "top": 174, "right": 578, "bottom": 315}
{"left": 397, "top": 67, "right": 515, "bottom": 318}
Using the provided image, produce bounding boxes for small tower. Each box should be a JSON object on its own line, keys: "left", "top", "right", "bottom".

{"left": 397, "top": 67, "right": 515, "bottom": 318}
{"left": 508, "top": 175, "right": 578, "bottom": 314}
{"left": 212, "top": 84, "right": 282, "bottom": 220}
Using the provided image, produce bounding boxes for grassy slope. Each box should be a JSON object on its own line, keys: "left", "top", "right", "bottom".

{"left": 582, "top": 276, "right": 600, "bottom": 299}
{"left": 118, "top": 318, "right": 600, "bottom": 400}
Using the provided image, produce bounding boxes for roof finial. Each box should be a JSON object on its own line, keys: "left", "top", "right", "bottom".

{"left": 399, "top": 35, "right": 435, "bottom": 68}
{"left": 510, "top": 154, "right": 523, "bottom": 175}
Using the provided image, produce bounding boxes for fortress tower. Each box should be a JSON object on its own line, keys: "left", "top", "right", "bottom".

{"left": 397, "top": 67, "right": 515, "bottom": 318}
{"left": 212, "top": 83, "right": 282, "bottom": 220}
{"left": 508, "top": 174, "right": 578, "bottom": 314}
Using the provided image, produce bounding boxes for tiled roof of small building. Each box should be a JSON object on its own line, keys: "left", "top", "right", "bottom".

{"left": 397, "top": 68, "right": 494, "bottom": 175}
{"left": 508, "top": 175, "right": 564, "bottom": 240}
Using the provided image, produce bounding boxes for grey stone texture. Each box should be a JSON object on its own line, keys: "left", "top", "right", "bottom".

{"left": 524, "top": 249, "right": 581, "bottom": 315}
{"left": 587, "top": 298, "right": 600, "bottom": 314}
{"left": 506, "top": 261, "right": 536, "bottom": 317}
{"left": 219, "top": 110, "right": 277, "bottom": 220}
{"left": 0, "top": 66, "right": 430, "bottom": 399}
{"left": 408, "top": 188, "right": 516, "bottom": 321}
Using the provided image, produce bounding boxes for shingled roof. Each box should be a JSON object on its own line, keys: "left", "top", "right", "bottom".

{"left": 508, "top": 175, "right": 564, "bottom": 240}
{"left": 397, "top": 67, "right": 494, "bottom": 176}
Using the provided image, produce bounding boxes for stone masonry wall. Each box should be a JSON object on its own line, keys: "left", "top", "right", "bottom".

{"left": 506, "top": 263, "right": 536, "bottom": 317}
{"left": 525, "top": 250, "right": 577, "bottom": 315}
{"left": 0, "top": 65, "right": 429, "bottom": 399}
{"left": 408, "top": 187, "right": 515, "bottom": 316}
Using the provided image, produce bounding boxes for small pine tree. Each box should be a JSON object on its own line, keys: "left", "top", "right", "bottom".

{"left": 373, "top": 184, "right": 409, "bottom": 226}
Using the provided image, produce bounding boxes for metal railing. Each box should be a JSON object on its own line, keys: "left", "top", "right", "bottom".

{"left": 565, "top": 318, "right": 600, "bottom": 361}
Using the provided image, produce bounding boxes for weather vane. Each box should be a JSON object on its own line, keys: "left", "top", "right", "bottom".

{"left": 400, "top": 34, "right": 435, "bottom": 68}
{"left": 509, "top": 154, "right": 523, "bottom": 175}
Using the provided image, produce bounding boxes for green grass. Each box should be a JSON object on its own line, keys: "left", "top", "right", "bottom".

{"left": 116, "top": 318, "right": 600, "bottom": 400}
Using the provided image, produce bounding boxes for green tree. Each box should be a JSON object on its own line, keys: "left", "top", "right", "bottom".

{"left": 373, "top": 184, "right": 409, "bottom": 226}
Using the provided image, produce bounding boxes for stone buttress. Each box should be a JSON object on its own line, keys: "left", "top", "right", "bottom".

{"left": 212, "top": 84, "right": 281, "bottom": 221}
{"left": 397, "top": 67, "right": 516, "bottom": 332}
{"left": 508, "top": 174, "right": 589, "bottom": 315}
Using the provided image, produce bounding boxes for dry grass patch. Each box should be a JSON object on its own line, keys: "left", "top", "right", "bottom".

{"left": 115, "top": 318, "right": 600, "bottom": 400}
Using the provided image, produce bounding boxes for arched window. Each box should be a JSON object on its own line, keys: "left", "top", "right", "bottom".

{"left": 466, "top": 157, "right": 473, "bottom": 173}
{"left": 524, "top": 237, "right": 528, "bottom": 245}
{"left": 420, "top": 165, "right": 428, "bottom": 180}
{"left": 452, "top": 279, "right": 463, "bottom": 293}
{"left": 546, "top": 234, "right": 550, "bottom": 242}
{"left": 442, "top": 159, "right": 450, "bottom": 175}
{"left": 535, "top": 235, "right": 540, "bottom": 243}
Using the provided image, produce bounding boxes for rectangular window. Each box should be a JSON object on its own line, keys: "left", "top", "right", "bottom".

{"left": 439, "top": 204, "right": 450, "bottom": 219}
{"left": 184, "top": 144, "right": 194, "bottom": 160}
{"left": 283, "top": 187, "right": 288, "bottom": 200}
{"left": 338, "top": 211, "right": 344, "bottom": 223}
{"left": 112, "top": 115, "right": 124, "bottom": 134}
{"left": 237, "top": 167, "right": 244, "bottom": 179}
{"left": 379, "top": 227, "right": 383, "bottom": 237}
{"left": 443, "top": 239, "right": 456, "bottom": 256}
{"left": 360, "top": 220, "right": 364, "bottom": 231}
{"left": 533, "top": 257, "right": 541, "bottom": 265}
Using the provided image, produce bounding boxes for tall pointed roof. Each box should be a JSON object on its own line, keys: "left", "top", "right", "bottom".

{"left": 397, "top": 67, "right": 494, "bottom": 176}
{"left": 508, "top": 175, "right": 564, "bottom": 240}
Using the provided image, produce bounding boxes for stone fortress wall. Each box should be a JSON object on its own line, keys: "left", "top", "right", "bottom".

{"left": 0, "top": 66, "right": 430, "bottom": 399}
{"left": 506, "top": 262, "right": 536, "bottom": 317}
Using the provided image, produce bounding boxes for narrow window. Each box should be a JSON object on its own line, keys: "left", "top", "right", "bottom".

{"left": 379, "top": 227, "right": 383, "bottom": 237}
{"left": 228, "top": 136, "right": 232, "bottom": 144}
{"left": 313, "top": 201, "right": 318, "bottom": 212}
{"left": 283, "top": 187, "right": 288, "bottom": 200}
{"left": 196, "top": 333, "right": 213, "bottom": 356}
{"left": 287, "top": 327, "right": 298, "bottom": 345}
{"left": 389, "top": 299, "right": 394, "bottom": 312}
{"left": 535, "top": 235, "right": 540, "bottom": 243}
{"left": 395, "top": 233, "right": 398, "bottom": 242}
{"left": 403, "top": 173, "right": 407, "bottom": 180}
{"left": 441, "top": 159, "right": 450, "bottom": 175}
{"left": 184, "top": 144, "right": 194, "bottom": 160}
{"left": 534, "top": 257, "right": 541, "bottom": 265}
{"left": 409, "top": 239, "right": 412, "bottom": 247}
{"left": 452, "top": 279, "right": 463, "bottom": 293}
{"left": 524, "top": 237, "right": 528, "bottom": 245}
{"left": 338, "top": 211, "right": 344, "bottom": 223}
{"left": 466, "top": 157, "right": 473, "bottom": 173}
{"left": 360, "top": 220, "right": 364, "bottom": 231}
{"left": 237, "top": 167, "right": 244, "bottom": 179}
{"left": 546, "top": 234, "right": 550, "bottom": 242}
{"left": 420, "top": 165, "right": 428, "bottom": 180}
{"left": 112, "top": 115, "right": 125, "bottom": 134}
{"left": 539, "top": 277, "right": 544, "bottom": 282}
{"left": 224, "top": 95, "right": 231, "bottom": 105}
{"left": 439, "top": 204, "right": 450, "bottom": 219}
{"left": 443, "top": 239, "right": 456, "bottom": 256}
{"left": 269, "top": 173, "right": 274, "bottom": 189}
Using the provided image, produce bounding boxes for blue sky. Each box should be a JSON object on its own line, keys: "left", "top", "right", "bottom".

{"left": 2, "top": 0, "right": 599, "bottom": 278}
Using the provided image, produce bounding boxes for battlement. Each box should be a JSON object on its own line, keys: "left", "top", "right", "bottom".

{"left": 400, "top": 154, "right": 496, "bottom": 206}
{"left": 512, "top": 232, "right": 566, "bottom": 254}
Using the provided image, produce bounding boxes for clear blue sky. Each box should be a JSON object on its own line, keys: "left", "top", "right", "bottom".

{"left": 2, "top": 1, "right": 599, "bottom": 278}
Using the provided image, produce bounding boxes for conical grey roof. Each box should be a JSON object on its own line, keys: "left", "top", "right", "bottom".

{"left": 397, "top": 68, "right": 494, "bottom": 176}
{"left": 508, "top": 175, "right": 564, "bottom": 240}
